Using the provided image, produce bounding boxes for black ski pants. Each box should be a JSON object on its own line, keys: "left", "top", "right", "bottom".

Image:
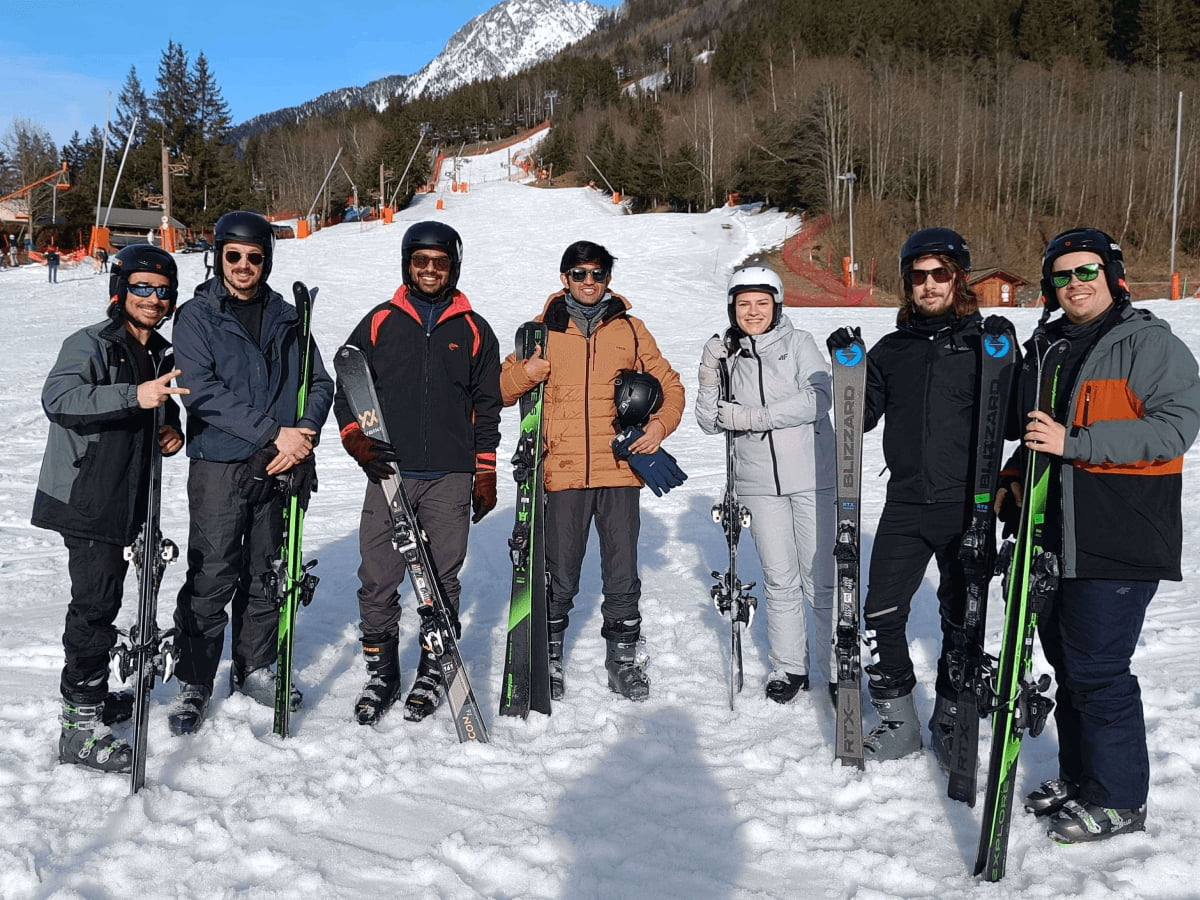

{"left": 545, "top": 486, "right": 641, "bottom": 638}
{"left": 863, "top": 499, "right": 968, "bottom": 697}
{"left": 60, "top": 536, "right": 129, "bottom": 701}
{"left": 172, "top": 459, "right": 283, "bottom": 688}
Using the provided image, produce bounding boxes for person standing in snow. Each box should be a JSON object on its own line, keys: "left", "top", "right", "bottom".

{"left": 32, "top": 245, "right": 187, "bottom": 773}
{"left": 1001, "top": 228, "right": 1200, "bottom": 843}
{"left": 334, "top": 220, "right": 501, "bottom": 726}
{"left": 168, "top": 210, "right": 333, "bottom": 736}
{"left": 46, "top": 248, "right": 60, "bottom": 283}
{"left": 827, "top": 227, "right": 1015, "bottom": 764}
{"left": 499, "top": 240, "right": 686, "bottom": 702}
{"left": 695, "top": 264, "right": 835, "bottom": 704}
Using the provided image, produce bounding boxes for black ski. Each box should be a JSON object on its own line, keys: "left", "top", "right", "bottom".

{"left": 947, "top": 322, "right": 1018, "bottom": 804}
{"left": 831, "top": 336, "right": 867, "bottom": 769}
{"left": 334, "top": 343, "right": 489, "bottom": 743}
{"left": 709, "top": 356, "right": 757, "bottom": 710}
{"left": 115, "top": 401, "right": 178, "bottom": 794}
{"left": 500, "top": 321, "right": 551, "bottom": 718}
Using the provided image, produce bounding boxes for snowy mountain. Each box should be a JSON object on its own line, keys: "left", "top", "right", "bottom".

{"left": 229, "top": 0, "right": 608, "bottom": 148}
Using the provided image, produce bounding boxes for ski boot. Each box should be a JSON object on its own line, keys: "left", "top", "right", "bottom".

{"left": 167, "top": 682, "right": 212, "bottom": 736}
{"left": 1025, "top": 778, "right": 1079, "bottom": 816}
{"left": 766, "top": 671, "right": 809, "bottom": 704}
{"left": 230, "top": 664, "right": 302, "bottom": 711}
{"left": 548, "top": 617, "right": 566, "bottom": 701}
{"left": 102, "top": 690, "right": 134, "bottom": 725}
{"left": 355, "top": 635, "right": 402, "bottom": 726}
{"left": 59, "top": 695, "right": 132, "bottom": 774}
{"left": 404, "top": 648, "right": 444, "bottom": 722}
{"left": 863, "top": 666, "right": 922, "bottom": 761}
{"left": 1048, "top": 800, "right": 1146, "bottom": 844}
{"left": 603, "top": 619, "right": 649, "bottom": 702}
{"left": 927, "top": 694, "right": 957, "bottom": 772}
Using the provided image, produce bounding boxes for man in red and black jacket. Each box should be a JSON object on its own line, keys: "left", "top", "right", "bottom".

{"left": 334, "top": 221, "right": 501, "bottom": 726}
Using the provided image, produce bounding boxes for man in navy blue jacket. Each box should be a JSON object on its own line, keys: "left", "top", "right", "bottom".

{"left": 168, "top": 211, "right": 333, "bottom": 735}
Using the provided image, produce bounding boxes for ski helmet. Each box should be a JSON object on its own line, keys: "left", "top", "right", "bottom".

{"left": 899, "top": 227, "right": 971, "bottom": 278}
{"left": 1040, "top": 227, "right": 1128, "bottom": 312}
{"left": 109, "top": 244, "right": 179, "bottom": 321}
{"left": 613, "top": 370, "right": 664, "bottom": 430}
{"left": 402, "top": 220, "right": 463, "bottom": 295}
{"left": 214, "top": 210, "right": 275, "bottom": 282}
{"left": 726, "top": 264, "right": 784, "bottom": 331}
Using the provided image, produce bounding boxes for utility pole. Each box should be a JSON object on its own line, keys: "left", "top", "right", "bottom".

{"left": 544, "top": 90, "right": 559, "bottom": 121}
{"left": 838, "top": 172, "right": 857, "bottom": 287}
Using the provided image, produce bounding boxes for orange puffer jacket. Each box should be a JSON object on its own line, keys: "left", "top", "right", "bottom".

{"left": 500, "top": 291, "right": 685, "bottom": 492}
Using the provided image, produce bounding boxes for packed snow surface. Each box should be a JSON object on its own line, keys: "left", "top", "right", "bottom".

{"left": 2, "top": 146, "right": 1199, "bottom": 898}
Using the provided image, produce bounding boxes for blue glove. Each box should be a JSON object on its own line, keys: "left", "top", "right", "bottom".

{"left": 612, "top": 427, "right": 688, "bottom": 497}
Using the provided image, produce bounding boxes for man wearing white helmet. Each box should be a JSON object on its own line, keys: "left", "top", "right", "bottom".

{"left": 696, "top": 263, "right": 836, "bottom": 704}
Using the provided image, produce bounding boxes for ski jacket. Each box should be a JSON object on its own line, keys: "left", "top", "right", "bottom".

{"left": 864, "top": 311, "right": 989, "bottom": 504}
{"left": 1018, "top": 304, "right": 1200, "bottom": 581}
{"left": 500, "top": 290, "right": 684, "bottom": 492}
{"left": 333, "top": 284, "right": 502, "bottom": 474}
{"left": 172, "top": 278, "right": 333, "bottom": 463}
{"left": 695, "top": 314, "right": 835, "bottom": 496}
{"left": 32, "top": 316, "right": 181, "bottom": 545}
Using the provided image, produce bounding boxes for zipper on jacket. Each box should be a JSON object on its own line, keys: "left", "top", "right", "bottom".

{"left": 1081, "top": 383, "right": 1094, "bottom": 427}
{"left": 583, "top": 331, "right": 592, "bottom": 486}
{"left": 749, "top": 337, "right": 782, "bottom": 495}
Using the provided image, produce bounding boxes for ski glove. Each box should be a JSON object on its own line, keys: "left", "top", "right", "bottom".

{"left": 983, "top": 314, "right": 1014, "bottom": 336}
{"left": 716, "top": 400, "right": 769, "bottom": 432}
{"left": 698, "top": 335, "right": 726, "bottom": 388}
{"left": 827, "top": 325, "right": 861, "bottom": 352}
{"left": 996, "top": 471, "right": 1022, "bottom": 538}
{"left": 238, "top": 446, "right": 281, "bottom": 504}
{"left": 341, "top": 426, "right": 397, "bottom": 483}
{"left": 612, "top": 427, "right": 688, "bottom": 497}
{"left": 472, "top": 469, "right": 497, "bottom": 523}
{"left": 284, "top": 455, "right": 317, "bottom": 510}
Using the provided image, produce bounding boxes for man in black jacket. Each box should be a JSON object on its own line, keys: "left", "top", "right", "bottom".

{"left": 33, "top": 245, "right": 187, "bottom": 774}
{"left": 334, "top": 220, "right": 501, "bottom": 726}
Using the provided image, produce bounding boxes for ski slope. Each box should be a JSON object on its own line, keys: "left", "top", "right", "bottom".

{"left": 2, "top": 153, "right": 1199, "bottom": 899}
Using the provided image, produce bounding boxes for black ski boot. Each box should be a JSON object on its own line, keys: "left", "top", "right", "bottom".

{"left": 603, "top": 619, "right": 649, "bottom": 702}
{"left": 863, "top": 666, "right": 922, "bottom": 761}
{"left": 404, "top": 648, "right": 444, "bottom": 722}
{"left": 548, "top": 617, "right": 567, "bottom": 701}
{"left": 1048, "top": 801, "right": 1146, "bottom": 844}
{"left": 927, "top": 694, "right": 957, "bottom": 772}
{"left": 102, "top": 690, "right": 134, "bottom": 725}
{"left": 355, "top": 634, "right": 402, "bottom": 726}
{"left": 59, "top": 696, "right": 132, "bottom": 774}
{"left": 1025, "top": 778, "right": 1079, "bottom": 816}
{"left": 766, "top": 671, "right": 809, "bottom": 704}
{"left": 167, "top": 682, "right": 212, "bottom": 736}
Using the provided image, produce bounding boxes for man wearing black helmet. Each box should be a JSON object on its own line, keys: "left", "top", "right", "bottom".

{"left": 1000, "top": 228, "right": 1200, "bottom": 844}
{"left": 828, "top": 227, "right": 1015, "bottom": 765}
{"left": 334, "top": 220, "right": 502, "bottom": 726}
{"left": 32, "top": 244, "right": 188, "bottom": 773}
{"left": 168, "top": 210, "right": 334, "bottom": 735}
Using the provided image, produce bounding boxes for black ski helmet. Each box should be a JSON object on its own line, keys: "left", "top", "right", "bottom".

{"left": 899, "top": 227, "right": 971, "bottom": 279}
{"left": 727, "top": 264, "right": 784, "bottom": 331}
{"left": 109, "top": 244, "right": 179, "bottom": 322}
{"left": 613, "top": 370, "right": 664, "bottom": 430}
{"left": 214, "top": 210, "right": 275, "bottom": 282}
{"left": 1040, "top": 227, "right": 1128, "bottom": 312}
{"left": 402, "top": 220, "right": 463, "bottom": 295}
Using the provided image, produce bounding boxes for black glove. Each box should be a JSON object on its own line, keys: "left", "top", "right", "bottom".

{"left": 341, "top": 426, "right": 397, "bottom": 483}
{"left": 827, "top": 325, "right": 861, "bottom": 353}
{"left": 612, "top": 427, "right": 688, "bottom": 497}
{"left": 283, "top": 454, "right": 317, "bottom": 510}
{"left": 237, "top": 446, "right": 281, "bottom": 503}
{"left": 996, "top": 471, "right": 1021, "bottom": 538}
{"left": 983, "top": 315, "right": 1014, "bottom": 336}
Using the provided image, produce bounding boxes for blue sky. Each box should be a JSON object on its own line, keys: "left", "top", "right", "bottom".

{"left": 2, "top": 0, "right": 514, "bottom": 149}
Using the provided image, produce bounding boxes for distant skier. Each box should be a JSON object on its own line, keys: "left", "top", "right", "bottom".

{"left": 333, "top": 220, "right": 501, "bottom": 726}
{"left": 499, "top": 240, "right": 685, "bottom": 702}
{"left": 828, "top": 227, "right": 1016, "bottom": 764}
{"left": 46, "top": 248, "right": 60, "bottom": 283}
{"left": 32, "top": 245, "right": 187, "bottom": 773}
{"left": 695, "top": 263, "right": 835, "bottom": 704}
{"left": 1000, "top": 228, "right": 1200, "bottom": 843}
{"left": 168, "top": 210, "right": 332, "bottom": 736}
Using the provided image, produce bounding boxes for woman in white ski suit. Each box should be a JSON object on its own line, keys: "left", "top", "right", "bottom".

{"left": 695, "top": 265, "right": 836, "bottom": 702}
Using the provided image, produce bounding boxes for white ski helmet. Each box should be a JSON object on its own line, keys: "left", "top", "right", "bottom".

{"left": 727, "top": 264, "right": 784, "bottom": 331}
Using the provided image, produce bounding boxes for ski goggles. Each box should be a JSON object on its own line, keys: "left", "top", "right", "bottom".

{"left": 566, "top": 266, "right": 609, "bottom": 283}
{"left": 907, "top": 266, "right": 953, "bottom": 286}
{"left": 224, "top": 250, "right": 265, "bottom": 266}
{"left": 411, "top": 253, "right": 451, "bottom": 271}
{"left": 1050, "top": 262, "right": 1104, "bottom": 289}
{"left": 125, "top": 283, "right": 173, "bottom": 299}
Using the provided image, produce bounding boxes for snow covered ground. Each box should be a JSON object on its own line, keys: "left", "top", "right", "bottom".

{"left": 2, "top": 158, "right": 1199, "bottom": 899}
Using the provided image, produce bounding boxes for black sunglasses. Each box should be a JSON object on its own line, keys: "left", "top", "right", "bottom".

{"left": 225, "top": 250, "right": 265, "bottom": 266}
{"left": 566, "top": 267, "right": 609, "bottom": 283}
{"left": 126, "top": 283, "right": 173, "bottom": 299}
{"left": 908, "top": 266, "right": 953, "bottom": 286}
{"left": 1051, "top": 263, "right": 1104, "bottom": 289}
{"left": 411, "top": 253, "right": 452, "bottom": 272}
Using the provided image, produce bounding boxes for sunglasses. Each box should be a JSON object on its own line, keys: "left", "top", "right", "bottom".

{"left": 908, "top": 266, "right": 953, "bottom": 286}
{"left": 126, "top": 283, "right": 173, "bottom": 299}
{"left": 411, "top": 253, "right": 451, "bottom": 272}
{"left": 1051, "top": 262, "right": 1104, "bottom": 289}
{"left": 224, "top": 250, "right": 264, "bottom": 266}
{"left": 566, "top": 267, "right": 609, "bottom": 283}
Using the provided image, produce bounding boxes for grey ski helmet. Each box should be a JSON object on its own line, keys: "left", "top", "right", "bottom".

{"left": 1040, "top": 227, "right": 1128, "bottom": 312}
{"left": 214, "top": 210, "right": 275, "bottom": 282}
{"left": 402, "top": 220, "right": 463, "bottom": 295}
{"left": 899, "top": 227, "right": 971, "bottom": 279}
{"left": 613, "top": 369, "right": 664, "bottom": 430}
{"left": 727, "top": 264, "right": 784, "bottom": 331}
{"left": 109, "top": 244, "right": 179, "bottom": 322}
